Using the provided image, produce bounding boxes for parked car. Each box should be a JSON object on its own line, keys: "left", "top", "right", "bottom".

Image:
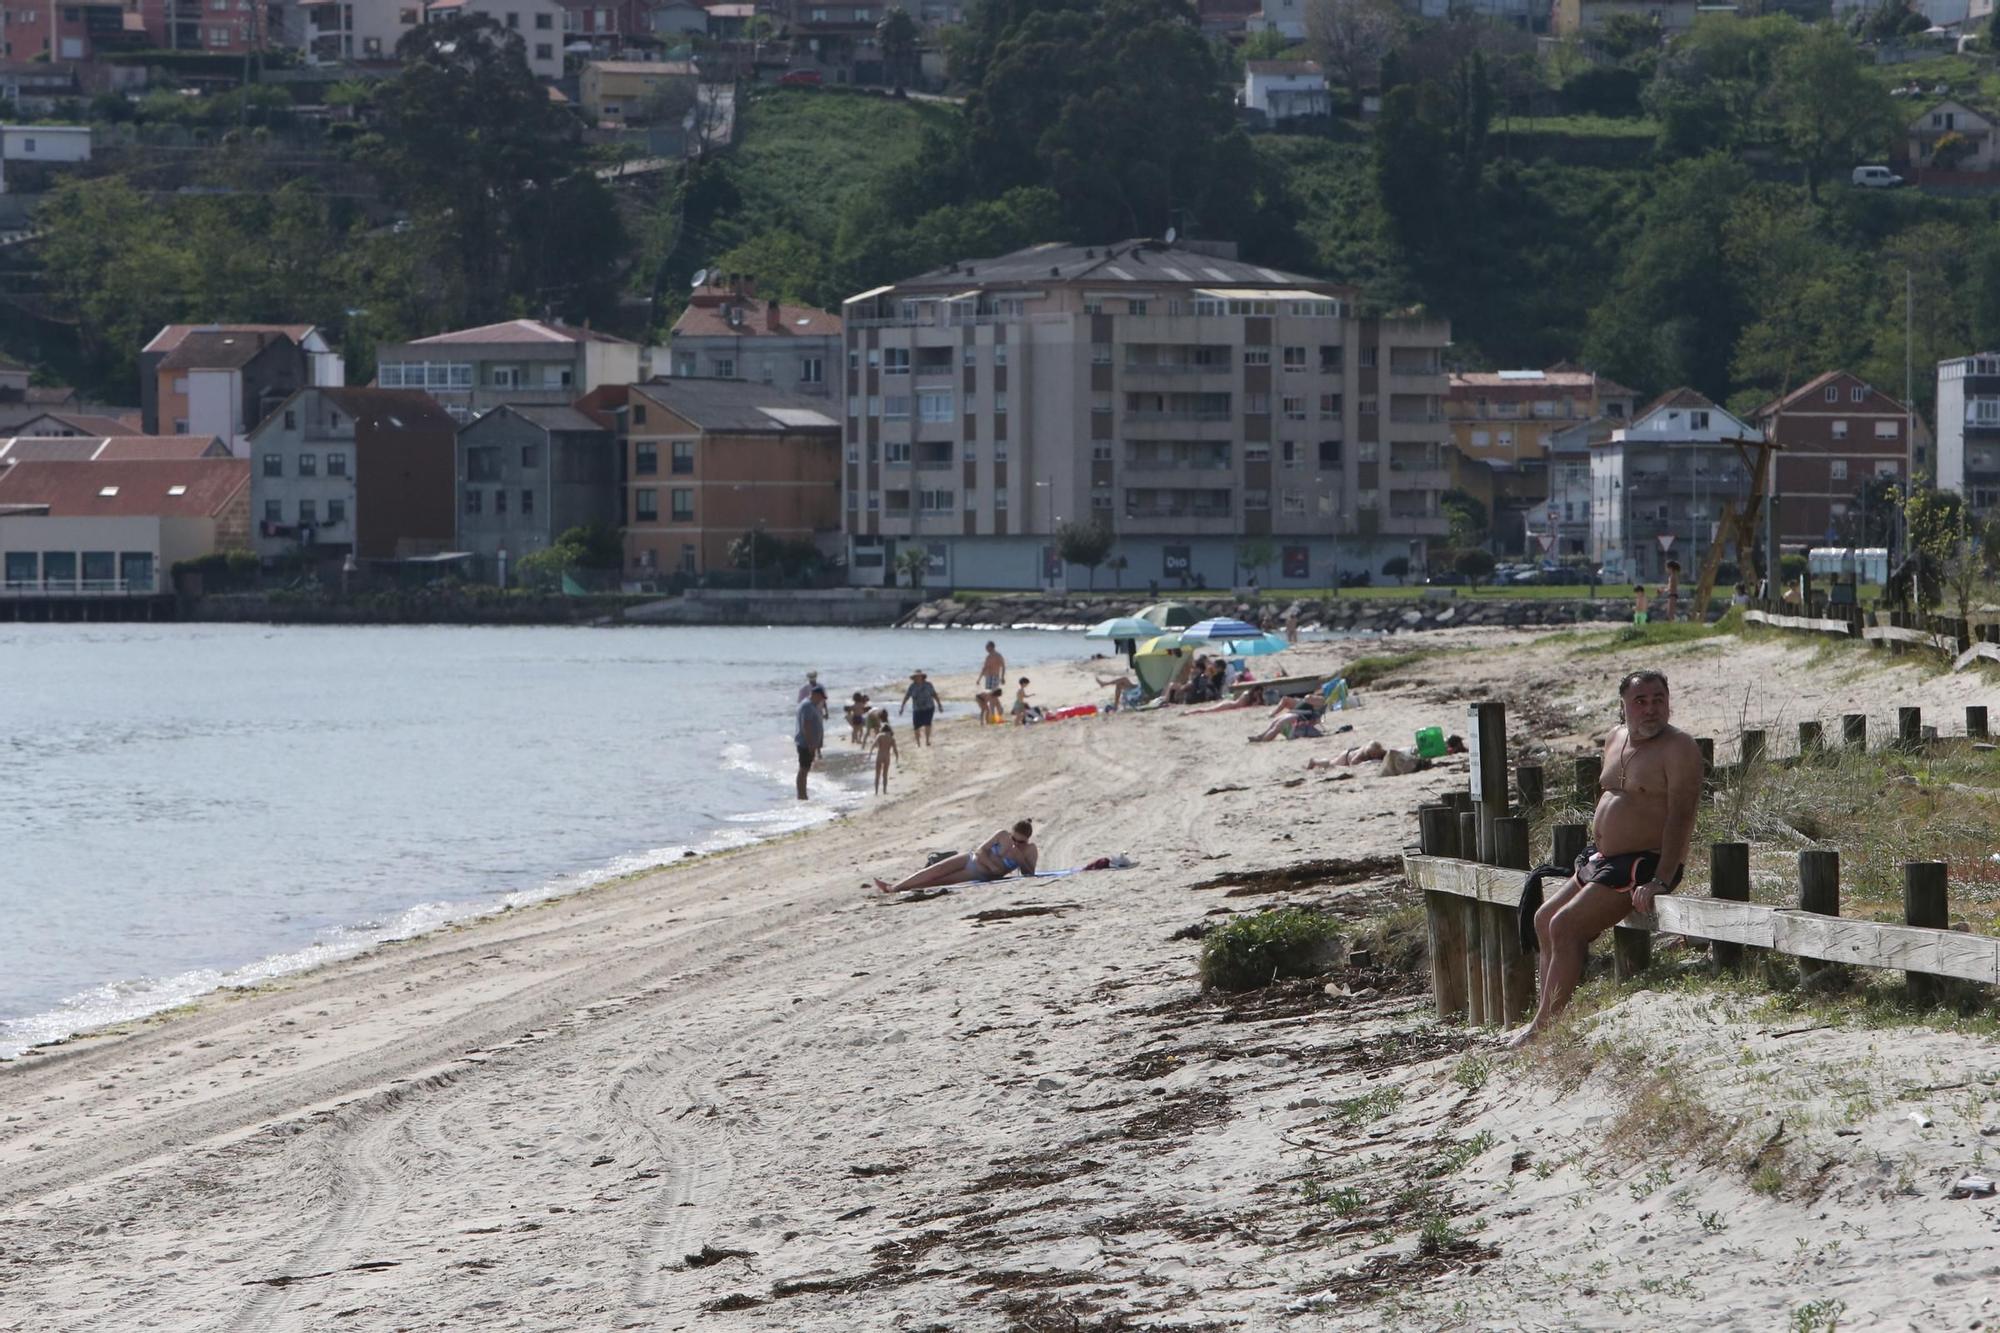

{"left": 779, "top": 69, "right": 823, "bottom": 87}
{"left": 1851, "top": 165, "right": 1903, "bottom": 188}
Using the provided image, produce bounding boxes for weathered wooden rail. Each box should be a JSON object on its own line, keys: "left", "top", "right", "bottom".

{"left": 1410, "top": 699, "right": 1995, "bottom": 1025}
{"left": 1742, "top": 604, "right": 2000, "bottom": 668}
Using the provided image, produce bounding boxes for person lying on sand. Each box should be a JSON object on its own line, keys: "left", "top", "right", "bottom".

{"left": 873, "top": 819, "right": 1040, "bottom": 892}
{"left": 1187, "top": 685, "right": 1266, "bottom": 714}
{"left": 1509, "top": 670, "right": 1700, "bottom": 1049}
{"left": 1094, "top": 673, "right": 1138, "bottom": 710}
{"left": 1305, "top": 735, "right": 1465, "bottom": 772}
{"left": 1249, "top": 698, "right": 1324, "bottom": 742}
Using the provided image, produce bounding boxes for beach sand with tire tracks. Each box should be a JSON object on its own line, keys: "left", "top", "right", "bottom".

{"left": 6, "top": 623, "right": 2000, "bottom": 1329}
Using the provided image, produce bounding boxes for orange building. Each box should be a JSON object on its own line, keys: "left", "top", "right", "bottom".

{"left": 612, "top": 379, "right": 841, "bottom": 580}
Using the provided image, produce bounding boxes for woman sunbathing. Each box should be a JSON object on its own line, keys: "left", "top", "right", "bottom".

{"left": 1250, "top": 699, "right": 1324, "bottom": 742}
{"left": 1188, "top": 685, "right": 1266, "bottom": 714}
{"left": 872, "top": 819, "right": 1040, "bottom": 892}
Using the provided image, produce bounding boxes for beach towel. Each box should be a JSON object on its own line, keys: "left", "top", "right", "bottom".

{"left": 1516, "top": 863, "right": 1570, "bottom": 952}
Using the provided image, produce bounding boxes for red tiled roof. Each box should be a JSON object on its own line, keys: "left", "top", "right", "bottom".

{"left": 1751, "top": 369, "right": 1908, "bottom": 420}
{"left": 672, "top": 299, "right": 841, "bottom": 339}
{"left": 1633, "top": 386, "right": 1719, "bottom": 422}
{"left": 21, "top": 411, "right": 145, "bottom": 436}
{"left": 0, "top": 458, "right": 249, "bottom": 517}
{"left": 408, "top": 319, "right": 635, "bottom": 347}
{"left": 96, "top": 435, "right": 231, "bottom": 460}
{"left": 159, "top": 330, "right": 296, "bottom": 372}
{"left": 145, "top": 323, "right": 317, "bottom": 354}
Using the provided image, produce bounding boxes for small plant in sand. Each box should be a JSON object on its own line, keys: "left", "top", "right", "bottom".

{"left": 1451, "top": 1054, "right": 1491, "bottom": 1092}
{"left": 1789, "top": 1297, "right": 1846, "bottom": 1333}
{"left": 1415, "top": 1214, "right": 1460, "bottom": 1255}
{"left": 1197, "top": 907, "right": 1344, "bottom": 992}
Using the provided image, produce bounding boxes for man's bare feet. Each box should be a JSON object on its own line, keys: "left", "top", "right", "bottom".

{"left": 1503, "top": 1025, "right": 1540, "bottom": 1050}
{"left": 872, "top": 878, "right": 896, "bottom": 893}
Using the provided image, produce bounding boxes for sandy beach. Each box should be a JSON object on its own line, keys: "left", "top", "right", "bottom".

{"left": 6, "top": 622, "right": 2000, "bottom": 1331}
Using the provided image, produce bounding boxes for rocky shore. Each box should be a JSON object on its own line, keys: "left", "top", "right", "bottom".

{"left": 900, "top": 591, "right": 1639, "bottom": 633}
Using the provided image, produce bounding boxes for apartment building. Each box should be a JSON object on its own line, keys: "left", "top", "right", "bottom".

{"left": 1753, "top": 371, "right": 1915, "bottom": 551}
{"left": 1446, "top": 363, "right": 1638, "bottom": 555}
{"left": 1591, "top": 388, "right": 1763, "bottom": 582}
{"left": 0, "top": 457, "right": 251, "bottom": 597}
{"left": 140, "top": 323, "right": 345, "bottom": 437}
{"left": 1937, "top": 352, "right": 2000, "bottom": 514}
{"left": 455, "top": 403, "right": 619, "bottom": 580}
{"left": 426, "top": 0, "right": 565, "bottom": 78}
{"left": 374, "top": 319, "right": 642, "bottom": 420}
{"left": 668, "top": 274, "right": 841, "bottom": 397}
{"left": 839, "top": 237, "right": 1452, "bottom": 591}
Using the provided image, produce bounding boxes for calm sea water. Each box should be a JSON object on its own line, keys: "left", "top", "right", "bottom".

{"left": 0, "top": 623, "right": 1080, "bottom": 1059}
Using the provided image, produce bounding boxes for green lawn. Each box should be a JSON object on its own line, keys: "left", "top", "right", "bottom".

{"left": 1504, "top": 113, "right": 1660, "bottom": 140}
{"left": 723, "top": 88, "right": 957, "bottom": 245}
{"left": 1863, "top": 53, "right": 2000, "bottom": 109}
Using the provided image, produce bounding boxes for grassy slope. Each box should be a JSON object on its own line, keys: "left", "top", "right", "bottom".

{"left": 720, "top": 88, "right": 957, "bottom": 245}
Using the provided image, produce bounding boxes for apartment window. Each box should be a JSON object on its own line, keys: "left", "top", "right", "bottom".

{"left": 1282, "top": 396, "right": 1305, "bottom": 421}
{"left": 1358, "top": 397, "right": 1378, "bottom": 416}
{"left": 1282, "top": 346, "right": 1306, "bottom": 370}
{"left": 327, "top": 498, "right": 346, "bottom": 525}
{"left": 1244, "top": 489, "right": 1270, "bottom": 510}
{"left": 1244, "top": 443, "right": 1270, "bottom": 462}
{"left": 1318, "top": 439, "right": 1342, "bottom": 466}
{"left": 637, "top": 443, "right": 658, "bottom": 474}
{"left": 867, "top": 395, "right": 882, "bottom": 417}
{"left": 993, "top": 392, "right": 1008, "bottom": 414}
{"left": 521, "top": 490, "right": 534, "bottom": 515}
{"left": 506, "top": 9, "right": 518, "bottom": 25}
{"left": 174, "top": 419, "right": 188, "bottom": 433}
{"left": 1243, "top": 347, "right": 1270, "bottom": 366}
{"left": 848, "top": 488, "right": 860, "bottom": 510}
{"left": 867, "top": 494, "right": 881, "bottom": 511}
{"left": 173, "top": 376, "right": 189, "bottom": 393}
{"left": 883, "top": 348, "right": 910, "bottom": 375}
{"left": 801, "top": 357, "right": 824, "bottom": 384}
{"left": 1690, "top": 410, "right": 1710, "bottom": 430}
{"left": 636, "top": 488, "right": 659, "bottom": 521}
{"left": 465, "top": 489, "right": 482, "bottom": 515}
{"left": 1877, "top": 459, "right": 1900, "bottom": 477}
{"left": 993, "top": 343, "right": 1007, "bottom": 366}
{"left": 1852, "top": 385, "right": 1866, "bottom": 403}
{"left": 298, "top": 499, "right": 317, "bottom": 524}
{"left": 1875, "top": 420, "right": 1899, "bottom": 439}
{"left": 327, "top": 452, "right": 347, "bottom": 478}
{"left": 919, "top": 488, "right": 956, "bottom": 512}
{"left": 632, "top": 404, "right": 647, "bottom": 426}
{"left": 1280, "top": 440, "right": 1299, "bottom": 468}
{"left": 1831, "top": 420, "right": 1848, "bottom": 439}
{"left": 1281, "top": 490, "right": 1306, "bottom": 515}
{"left": 867, "top": 348, "right": 881, "bottom": 368}
{"left": 283, "top": 409, "right": 297, "bottom": 430}
{"left": 1129, "top": 300, "right": 1148, "bottom": 316}
{"left": 298, "top": 453, "right": 317, "bottom": 477}
{"left": 1356, "top": 441, "right": 1379, "bottom": 462}
{"left": 264, "top": 499, "right": 281, "bottom": 523}
{"left": 1824, "top": 385, "right": 1838, "bottom": 403}
{"left": 885, "top": 395, "right": 911, "bottom": 419}
{"left": 522, "top": 444, "right": 540, "bottom": 468}
{"left": 535, "top": 10, "right": 551, "bottom": 24}
{"left": 714, "top": 357, "right": 735, "bottom": 378}
{"left": 994, "top": 444, "right": 1009, "bottom": 461}
{"left": 848, "top": 394, "right": 861, "bottom": 417}
{"left": 885, "top": 441, "right": 911, "bottom": 463}
{"left": 671, "top": 441, "right": 695, "bottom": 474}
{"left": 262, "top": 452, "right": 282, "bottom": 478}
{"left": 965, "top": 394, "right": 979, "bottom": 415}
{"left": 1090, "top": 393, "right": 1111, "bottom": 417}
{"left": 1090, "top": 343, "right": 1112, "bottom": 365}
{"left": 1245, "top": 393, "right": 1270, "bottom": 415}
{"left": 1083, "top": 299, "right": 1103, "bottom": 315}
{"left": 995, "top": 489, "right": 1008, "bottom": 509}
{"left": 1358, "top": 347, "right": 1377, "bottom": 368}
{"left": 1318, "top": 392, "right": 1340, "bottom": 420}
{"left": 759, "top": 358, "right": 776, "bottom": 384}
{"left": 671, "top": 489, "right": 693, "bottom": 521}
{"left": 918, "top": 391, "right": 954, "bottom": 422}
{"left": 1471, "top": 429, "right": 1491, "bottom": 447}
{"left": 1830, "top": 459, "right": 1848, "bottom": 481}
{"left": 496, "top": 489, "right": 508, "bottom": 514}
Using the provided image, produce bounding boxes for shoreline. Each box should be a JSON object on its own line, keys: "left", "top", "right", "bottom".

{"left": 11, "top": 623, "right": 2000, "bottom": 1328}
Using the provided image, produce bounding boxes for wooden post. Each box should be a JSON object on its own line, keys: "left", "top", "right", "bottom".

{"left": 1462, "top": 896, "right": 1487, "bottom": 1026}
{"left": 1457, "top": 811, "right": 1478, "bottom": 866}
{"left": 1797, "top": 848, "right": 1841, "bottom": 983}
{"left": 1842, "top": 713, "right": 1866, "bottom": 750}
{"left": 1903, "top": 861, "right": 1949, "bottom": 1008}
{"left": 1899, "top": 706, "right": 1922, "bottom": 751}
{"left": 1574, "top": 754, "right": 1601, "bottom": 804}
{"left": 1515, "top": 763, "right": 1545, "bottom": 814}
{"left": 1492, "top": 817, "right": 1531, "bottom": 872}
{"left": 1797, "top": 720, "right": 1822, "bottom": 760}
{"left": 1695, "top": 736, "right": 1715, "bottom": 791}
{"left": 1709, "top": 841, "right": 1750, "bottom": 972}
{"left": 1419, "top": 805, "right": 1459, "bottom": 859}
{"left": 1481, "top": 902, "right": 1506, "bottom": 1025}
{"left": 1491, "top": 816, "right": 1535, "bottom": 1023}
{"left": 1447, "top": 790, "right": 1473, "bottom": 815}
{"left": 1470, "top": 701, "right": 1508, "bottom": 866}
{"left": 1427, "top": 893, "right": 1469, "bottom": 1021}
{"left": 1550, "top": 822, "right": 1588, "bottom": 871}
{"left": 1739, "top": 728, "right": 1766, "bottom": 770}
{"left": 1969, "top": 706, "right": 1989, "bottom": 740}
{"left": 1612, "top": 917, "right": 1651, "bottom": 981}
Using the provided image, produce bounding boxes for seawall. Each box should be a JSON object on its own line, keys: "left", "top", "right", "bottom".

{"left": 901, "top": 593, "right": 1646, "bottom": 634}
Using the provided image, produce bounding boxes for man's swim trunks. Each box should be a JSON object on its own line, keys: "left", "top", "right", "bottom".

{"left": 1575, "top": 847, "right": 1683, "bottom": 893}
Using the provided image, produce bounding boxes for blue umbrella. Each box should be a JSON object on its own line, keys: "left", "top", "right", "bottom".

{"left": 1223, "top": 633, "right": 1288, "bottom": 656}
{"left": 1180, "top": 616, "right": 1264, "bottom": 643}
{"left": 1083, "top": 616, "right": 1164, "bottom": 640}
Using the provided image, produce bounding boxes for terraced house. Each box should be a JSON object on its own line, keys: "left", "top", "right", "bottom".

{"left": 839, "top": 237, "right": 1452, "bottom": 590}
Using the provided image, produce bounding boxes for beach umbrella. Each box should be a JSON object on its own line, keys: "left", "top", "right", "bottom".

{"left": 1083, "top": 616, "right": 1163, "bottom": 641}
{"left": 1223, "top": 633, "right": 1288, "bottom": 656}
{"left": 1180, "top": 616, "right": 1263, "bottom": 643}
{"left": 1134, "top": 632, "right": 1185, "bottom": 656}
{"left": 1135, "top": 601, "right": 1201, "bottom": 629}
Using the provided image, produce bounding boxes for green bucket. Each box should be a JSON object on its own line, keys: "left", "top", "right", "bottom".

{"left": 1414, "top": 725, "right": 1446, "bottom": 759}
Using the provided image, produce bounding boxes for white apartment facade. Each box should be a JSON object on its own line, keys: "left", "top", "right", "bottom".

{"left": 1591, "top": 388, "right": 1763, "bottom": 582}
{"left": 840, "top": 238, "right": 1452, "bottom": 591}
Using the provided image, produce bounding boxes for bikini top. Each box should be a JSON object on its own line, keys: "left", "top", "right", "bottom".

{"left": 990, "top": 840, "right": 1020, "bottom": 871}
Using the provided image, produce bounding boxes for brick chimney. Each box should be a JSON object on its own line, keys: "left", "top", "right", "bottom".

{"left": 765, "top": 298, "right": 780, "bottom": 332}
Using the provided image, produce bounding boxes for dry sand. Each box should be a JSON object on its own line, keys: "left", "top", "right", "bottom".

{"left": 4, "top": 623, "right": 2000, "bottom": 1330}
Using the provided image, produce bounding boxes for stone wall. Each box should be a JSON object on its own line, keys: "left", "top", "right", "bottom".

{"left": 901, "top": 594, "right": 1645, "bottom": 634}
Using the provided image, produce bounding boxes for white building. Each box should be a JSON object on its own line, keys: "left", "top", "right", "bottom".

{"left": 424, "top": 0, "right": 566, "bottom": 79}
{"left": 0, "top": 123, "right": 90, "bottom": 193}
{"left": 1591, "top": 388, "right": 1762, "bottom": 582}
{"left": 1243, "top": 60, "right": 1329, "bottom": 123}
{"left": 1908, "top": 100, "right": 1998, "bottom": 174}
{"left": 1245, "top": 0, "right": 1306, "bottom": 39}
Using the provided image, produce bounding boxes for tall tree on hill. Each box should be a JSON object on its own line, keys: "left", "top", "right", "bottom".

{"left": 358, "top": 15, "right": 624, "bottom": 328}
{"left": 1768, "top": 23, "right": 1896, "bottom": 202}
{"left": 1304, "top": 0, "right": 1401, "bottom": 100}
{"left": 877, "top": 7, "right": 920, "bottom": 89}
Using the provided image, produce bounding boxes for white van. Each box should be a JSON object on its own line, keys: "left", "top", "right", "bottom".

{"left": 1851, "top": 165, "right": 1904, "bottom": 188}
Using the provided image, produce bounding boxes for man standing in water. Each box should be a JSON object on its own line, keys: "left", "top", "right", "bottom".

{"left": 1510, "top": 670, "right": 1702, "bottom": 1047}
{"left": 900, "top": 670, "right": 939, "bottom": 747}
{"left": 980, "top": 642, "right": 1006, "bottom": 698}
{"left": 795, "top": 683, "right": 826, "bottom": 800}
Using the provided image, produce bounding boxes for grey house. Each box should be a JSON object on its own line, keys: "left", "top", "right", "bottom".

{"left": 456, "top": 404, "right": 619, "bottom": 581}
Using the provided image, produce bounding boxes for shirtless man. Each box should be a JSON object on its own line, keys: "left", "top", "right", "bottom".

{"left": 979, "top": 641, "right": 1006, "bottom": 697}
{"left": 1509, "top": 669, "right": 1702, "bottom": 1047}
{"left": 873, "top": 819, "right": 1040, "bottom": 893}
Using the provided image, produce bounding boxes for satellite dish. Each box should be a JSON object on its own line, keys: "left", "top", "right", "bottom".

{"left": 691, "top": 268, "right": 710, "bottom": 289}
{"left": 1163, "top": 226, "right": 1177, "bottom": 246}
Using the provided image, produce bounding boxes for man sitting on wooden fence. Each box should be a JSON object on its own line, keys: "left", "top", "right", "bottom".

{"left": 1509, "top": 669, "right": 1703, "bottom": 1048}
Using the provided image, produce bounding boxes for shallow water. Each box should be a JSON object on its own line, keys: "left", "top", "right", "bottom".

{"left": 0, "top": 622, "right": 1078, "bottom": 1058}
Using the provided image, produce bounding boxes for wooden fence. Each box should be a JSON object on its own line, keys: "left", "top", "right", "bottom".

{"left": 1742, "top": 603, "right": 2000, "bottom": 670}
{"left": 1408, "top": 699, "right": 1996, "bottom": 1025}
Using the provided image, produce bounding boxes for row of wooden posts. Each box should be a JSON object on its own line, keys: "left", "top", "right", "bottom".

{"left": 1411, "top": 700, "right": 1984, "bottom": 1026}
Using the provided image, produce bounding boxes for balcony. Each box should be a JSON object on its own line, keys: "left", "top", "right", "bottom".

{"left": 1378, "top": 511, "right": 1449, "bottom": 537}
{"left": 1386, "top": 466, "right": 1450, "bottom": 490}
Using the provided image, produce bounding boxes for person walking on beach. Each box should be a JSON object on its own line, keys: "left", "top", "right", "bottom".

{"left": 900, "top": 670, "right": 939, "bottom": 747}
{"left": 847, "top": 692, "right": 870, "bottom": 746}
{"left": 1284, "top": 602, "right": 1300, "bottom": 645}
{"left": 1632, "top": 584, "right": 1649, "bottom": 625}
{"left": 980, "top": 642, "right": 1006, "bottom": 697}
{"left": 1011, "top": 677, "right": 1033, "bottom": 724}
{"left": 799, "top": 670, "right": 821, "bottom": 705}
{"left": 1510, "top": 670, "right": 1701, "bottom": 1048}
{"left": 795, "top": 683, "right": 826, "bottom": 800}
{"left": 872, "top": 722, "right": 900, "bottom": 794}
{"left": 873, "top": 819, "right": 1039, "bottom": 892}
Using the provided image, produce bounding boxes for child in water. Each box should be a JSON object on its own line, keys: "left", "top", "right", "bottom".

{"left": 873, "top": 722, "right": 900, "bottom": 794}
